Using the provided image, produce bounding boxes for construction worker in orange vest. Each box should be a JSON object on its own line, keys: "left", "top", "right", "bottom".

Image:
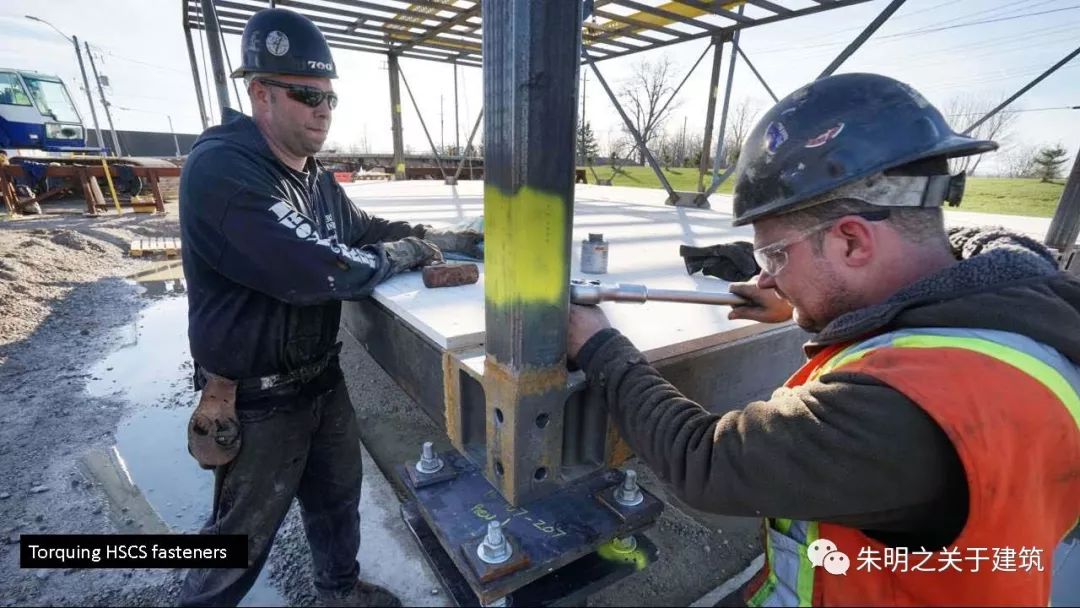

{"left": 567, "top": 72, "right": 1080, "bottom": 606}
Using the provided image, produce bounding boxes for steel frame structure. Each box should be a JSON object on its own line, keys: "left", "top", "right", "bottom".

{"left": 180, "top": 0, "right": 1080, "bottom": 602}
{"left": 181, "top": 0, "right": 875, "bottom": 188}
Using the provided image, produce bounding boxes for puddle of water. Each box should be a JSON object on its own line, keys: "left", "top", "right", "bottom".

{"left": 114, "top": 408, "right": 286, "bottom": 607}
{"left": 85, "top": 296, "right": 190, "bottom": 405}
{"left": 81, "top": 265, "right": 287, "bottom": 606}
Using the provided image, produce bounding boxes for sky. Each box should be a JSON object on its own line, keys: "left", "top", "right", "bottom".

{"left": 1, "top": 0, "right": 1078, "bottom": 175}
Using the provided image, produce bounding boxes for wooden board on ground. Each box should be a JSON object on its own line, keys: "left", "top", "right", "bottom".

{"left": 130, "top": 237, "right": 182, "bottom": 258}
{"left": 345, "top": 182, "right": 790, "bottom": 362}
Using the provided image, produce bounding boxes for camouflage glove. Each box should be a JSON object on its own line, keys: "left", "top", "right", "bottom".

{"left": 384, "top": 236, "right": 444, "bottom": 275}
{"left": 420, "top": 226, "right": 484, "bottom": 259}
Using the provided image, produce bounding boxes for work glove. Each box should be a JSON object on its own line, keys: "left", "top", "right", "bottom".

{"left": 420, "top": 226, "right": 484, "bottom": 260}
{"left": 680, "top": 241, "right": 760, "bottom": 282}
{"left": 384, "top": 236, "right": 444, "bottom": 275}
{"left": 187, "top": 372, "right": 241, "bottom": 469}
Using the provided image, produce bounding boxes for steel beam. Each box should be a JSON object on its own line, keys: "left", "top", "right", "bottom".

{"left": 589, "top": 0, "right": 873, "bottom": 63}
{"left": 1045, "top": 146, "right": 1080, "bottom": 257}
{"left": 388, "top": 53, "right": 405, "bottom": 180}
{"left": 200, "top": 0, "right": 233, "bottom": 117}
{"left": 183, "top": 25, "right": 210, "bottom": 130}
{"left": 964, "top": 45, "right": 1080, "bottom": 135}
{"left": 482, "top": 0, "right": 581, "bottom": 505}
{"left": 818, "top": 0, "right": 907, "bottom": 79}
{"left": 697, "top": 35, "right": 724, "bottom": 193}
{"left": 737, "top": 46, "right": 778, "bottom": 102}
{"left": 397, "top": 66, "right": 448, "bottom": 181}
{"left": 585, "top": 53, "right": 677, "bottom": 200}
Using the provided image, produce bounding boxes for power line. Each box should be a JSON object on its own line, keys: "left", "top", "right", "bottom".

{"left": 84, "top": 43, "right": 188, "bottom": 75}
{"left": 878, "top": 4, "right": 1080, "bottom": 38}
{"left": 946, "top": 105, "right": 1080, "bottom": 117}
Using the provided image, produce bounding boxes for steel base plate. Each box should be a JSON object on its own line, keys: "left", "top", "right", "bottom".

{"left": 397, "top": 450, "right": 663, "bottom": 605}
{"left": 402, "top": 500, "right": 659, "bottom": 607}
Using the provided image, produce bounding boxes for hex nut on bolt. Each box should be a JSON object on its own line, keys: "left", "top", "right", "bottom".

{"left": 614, "top": 469, "right": 644, "bottom": 507}
{"left": 415, "top": 441, "right": 444, "bottom": 474}
{"left": 477, "top": 520, "right": 513, "bottom": 564}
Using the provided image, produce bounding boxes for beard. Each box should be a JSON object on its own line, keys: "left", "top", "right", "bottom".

{"left": 790, "top": 261, "right": 861, "bottom": 334}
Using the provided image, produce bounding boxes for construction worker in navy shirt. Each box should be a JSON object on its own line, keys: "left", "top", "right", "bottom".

{"left": 177, "top": 8, "right": 479, "bottom": 607}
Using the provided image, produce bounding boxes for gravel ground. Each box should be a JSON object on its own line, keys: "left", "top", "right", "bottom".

{"left": 0, "top": 206, "right": 189, "bottom": 606}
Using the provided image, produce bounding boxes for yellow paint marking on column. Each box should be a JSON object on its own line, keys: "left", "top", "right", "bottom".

{"left": 484, "top": 184, "right": 568, "bottom": 306}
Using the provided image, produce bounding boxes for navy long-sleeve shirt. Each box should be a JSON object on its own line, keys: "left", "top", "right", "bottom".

{"left": 180, "top": 109, "right": 419, "bottom": 379}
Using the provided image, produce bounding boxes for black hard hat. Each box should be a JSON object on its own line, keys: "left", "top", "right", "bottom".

{"left": 731, "top": 73, "right": 997, "bottom": 226}
{"left": 231, "top": 8, "right": 337, "bottom": 79}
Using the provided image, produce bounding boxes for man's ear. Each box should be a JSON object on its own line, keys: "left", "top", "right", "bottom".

{"left": 833, "top": 217, "right": 875, "bottom": 268}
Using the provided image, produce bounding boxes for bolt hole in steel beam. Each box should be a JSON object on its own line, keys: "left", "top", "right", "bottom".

{"left": 495, "top": 408, "right": 504, "bottom": 425}
{"left": 535, "top": 413, "right": 550, "bottom": 429}
{"left": 534, "top": 467, "right": 548, "bottom": 481}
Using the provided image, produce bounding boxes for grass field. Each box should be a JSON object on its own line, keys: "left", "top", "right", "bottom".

{"left": 582, "top": 165, "right": 1066, "bottom": 218}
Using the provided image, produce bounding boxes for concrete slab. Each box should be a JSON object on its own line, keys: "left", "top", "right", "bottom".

{"left": 346, "top": 181, "right": 790, "bottom": 362}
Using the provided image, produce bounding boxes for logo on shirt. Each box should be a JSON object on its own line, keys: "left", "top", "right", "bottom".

{"left": 268, "top": 201, "right": 376, "bottom": 268}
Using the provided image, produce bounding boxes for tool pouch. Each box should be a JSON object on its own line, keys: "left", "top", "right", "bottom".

{"left": 187, "top": 372, "right": 241, "bottom": 470}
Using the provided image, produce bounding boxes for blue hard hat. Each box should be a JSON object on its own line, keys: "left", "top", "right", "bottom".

{"left": 731, "top": 73, "right": 997, "bottom": 226}
{"left": 231, "top": 8, "right": 337, "bottom": 79}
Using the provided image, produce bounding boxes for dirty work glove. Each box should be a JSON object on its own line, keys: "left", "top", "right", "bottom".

{"left": 420, "top": 226, "right": 484, "bottom": 259}
{"left": 383, "top": 236, "right": 444, "bottom": 275}
{"left": 187, "top": 372, "right": 241, "bottom": 469}
{"left": 680, "top": 241, "right": 760, "bottom": 282}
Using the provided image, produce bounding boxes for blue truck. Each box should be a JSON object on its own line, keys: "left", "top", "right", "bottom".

{"left": 0, "top": 69, "right": 100, "bottom": 155}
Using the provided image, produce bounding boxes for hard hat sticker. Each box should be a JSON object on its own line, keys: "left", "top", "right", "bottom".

{"left": 765, "top": 122, "right": 789, "bottom": 154}
{"left": 266, "top": 31, "right": 291, "bottom": 56}
{"left": 805, "top": 123, "right": 845, "bottom": 148}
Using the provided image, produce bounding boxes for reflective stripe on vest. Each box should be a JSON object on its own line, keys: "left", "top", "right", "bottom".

{"left": 747, "top": 327, "right": 1080, "bottom": 608}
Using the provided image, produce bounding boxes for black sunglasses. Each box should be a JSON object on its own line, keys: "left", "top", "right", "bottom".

{"left": 256, "top": 78, "right": 338, "bottom": 110}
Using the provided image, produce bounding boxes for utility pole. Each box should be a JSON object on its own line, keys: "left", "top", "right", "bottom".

{"left": 71, "top": 36, "right": 106, "bottom": 154}
{"left": 440, "top": 94, "right": 445, "bottom": 153}
{"left": 167, "top": 115, "right": 181, "bottom": 157}
{"left": 84, "top": 43, "right": 123, "bottom": 157}
{"left": 453, "top": 62, "right": 460, "bottom": 154}
{"left": 581, "top": 70, "right": 588, "bottom": 164}
{"left": 24, "top": 17, "right": 104, "bottom": 153}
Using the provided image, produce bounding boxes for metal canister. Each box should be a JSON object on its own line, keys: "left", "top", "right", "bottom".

{"left": 580, "top": 233, "right": 609, "bottom": 274}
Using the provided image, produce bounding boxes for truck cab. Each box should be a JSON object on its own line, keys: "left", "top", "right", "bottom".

{"left": 0, "top": 69, "right": 98, "bottom": 154}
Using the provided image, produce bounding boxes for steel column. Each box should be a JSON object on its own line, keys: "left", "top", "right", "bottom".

{"left": 818, "top": 0, "right": 907, "bottom": 79}
{"left": 454, "top": 62, "right": 460, "bottom": 153}
{"left": 201, "top": 0, "right": 233, "bottom": 118}
{"left": 1045, "top": 146, "right": 1080, "bottom": 258}
{"left": 705, "top": 8, "right": 744, "bottom": 197}
{"left": 585, "top": 53, "right": 676, "bottom": 199}
{"left": 483, "top": 0, "right": 581, "bottom": 505}
{"left": 964, "top": 45, "right": 1080, "bottom": 135}
{"left": 388, "top": 53, "right": 406, "bottom": 180}
{"left": 85, "top": 43, "right": 123, "bottom": 157}
{"left": 184, "top": 26, "right": 211, "bottom": 130}
{"left": 697, "top": 35, "right": 724, "bottom": 193}
{"left": 71, "top": 35, "right": 105, "bottom": 155}
{"left": 453, "top": 109, "right": 483, "bottom": 182}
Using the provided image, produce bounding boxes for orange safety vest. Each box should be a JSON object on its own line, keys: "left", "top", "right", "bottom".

{"left": 745, "top": 327, "right": 1080, "bottom": 607}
